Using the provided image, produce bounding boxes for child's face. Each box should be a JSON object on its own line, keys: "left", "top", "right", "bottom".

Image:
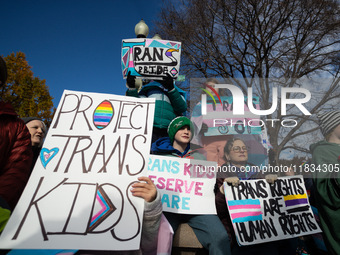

{"left": 174, "top": 125, "right": 191, "bottom": 144}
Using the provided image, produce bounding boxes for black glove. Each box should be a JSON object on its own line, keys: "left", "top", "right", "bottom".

{"left": 126, "top": 71, "right": 136, "bottom": 89}
{"left": 160, "top": 73, "right": 174, "bottom": 91}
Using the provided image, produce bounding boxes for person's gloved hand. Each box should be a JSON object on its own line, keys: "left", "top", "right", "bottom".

{"left": 126, "top": 71, "right": 136, "bottom": 89}
{"left": 265, "top": 174, "right": 278, "bottom": 184}
{"left": 160, "top": 73, "right": 174, "bottom": 91}
{"left": 220, "top": 177, "right": 240, "bottom": 194}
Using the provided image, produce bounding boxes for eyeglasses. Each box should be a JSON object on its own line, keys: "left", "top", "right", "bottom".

{"left": 232, "top": 146, "right": 248, "bottom": 152}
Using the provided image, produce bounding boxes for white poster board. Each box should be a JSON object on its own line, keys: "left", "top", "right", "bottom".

{"left": 223, "top": 176, "right": 321, "bottom": 246}
{"left": 0, "top": 90, "right": 155, "bottom": 251}
{"left": 148, "top": 155, "right": 217, "bottom": 214}
{"left": 121, "top": 38, "right": 181, "bottom": 80}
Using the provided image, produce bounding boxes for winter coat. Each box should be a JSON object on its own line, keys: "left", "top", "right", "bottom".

{"left": 0, "top": 101, "right": 32, "bottom": 210}
{"left": 126, "top": 81, "right": 187, "bottom": 129}
{"left": 310, "top": 140, "right": 340, "bottom": 255}
{"left": 151, "top": 137, "right": 206, "bottom": 160}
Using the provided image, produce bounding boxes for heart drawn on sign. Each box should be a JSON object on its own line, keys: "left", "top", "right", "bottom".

{"left": 40, "top": 148, "right": 59, "bottom": 168}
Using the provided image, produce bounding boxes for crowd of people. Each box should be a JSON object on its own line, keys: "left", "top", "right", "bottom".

{"left": 1, "top": 53, "right": 339, "bottom": 255}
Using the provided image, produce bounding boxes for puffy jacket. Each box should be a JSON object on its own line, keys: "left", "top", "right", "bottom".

{"left": 126, "top": 81, "right": 187, "bottom": 129}
{"left": 0, "top": 101, "right": 32, "bottom": 209}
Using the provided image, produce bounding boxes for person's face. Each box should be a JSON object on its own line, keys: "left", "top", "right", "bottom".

{"left": 174, "top": 125, "right": 191, "bottom": 145}
{"left": 329, "top": 124, "right": 340, "bottom": 142}
{"left": 26, "top": 120, "right": 46, "bottom": 146}
{"left": 225, "top": 140, "right": 248, "bottom": 166}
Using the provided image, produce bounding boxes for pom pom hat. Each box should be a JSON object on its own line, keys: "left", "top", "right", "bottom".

{"left": 317, "top": 111, "right": 340, "bottom": 136}
{"left": 167, "top": 116, "right": 194, "bottom": 143}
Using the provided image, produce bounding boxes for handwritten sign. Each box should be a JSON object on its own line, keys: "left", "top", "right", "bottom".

{"left": 0, "top": 90, "right": 155, "bottom": 250}
{"left": 223, "top": 176, "right": 321, "bottom": 246}
{"left": 121, "top": 38, "right": 181, "bottom": 79}
{"left": 148, "top": 155, "right": 217, "bottom": 214}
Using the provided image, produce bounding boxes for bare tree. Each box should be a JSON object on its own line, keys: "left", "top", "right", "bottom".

{"left": 155, "top": 0, "right": 340, "bottom": 163}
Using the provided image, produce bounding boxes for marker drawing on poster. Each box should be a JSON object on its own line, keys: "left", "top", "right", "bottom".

{"left": 148, "top": 155, "right": 217, "bottom": 214}
{"left": 223, "top": 176, "right": 321, "bottom": 246}
{"left": 0, "top": 90, "right": 155, "bottom": 250}
{"left": 121, "top": 38, "right": 181, "bottom": 79}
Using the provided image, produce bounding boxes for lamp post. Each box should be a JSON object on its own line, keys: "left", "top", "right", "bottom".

{"left": 134, "top": 19, "right": 149, "bottom": 38}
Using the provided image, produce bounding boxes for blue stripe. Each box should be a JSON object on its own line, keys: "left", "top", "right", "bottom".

{"left": 228, "top": 199, "right": 260, "bottom": 206}
{"left": 232, "top": 214, "right": 263, "bottom": 223}
{"left": 90, "top": 191, "right": 110, "bottom": 226}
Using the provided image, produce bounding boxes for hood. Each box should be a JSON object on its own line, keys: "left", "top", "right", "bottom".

{"left": 0, "top": 101, "right": 18, "bottom": 116}
{"left": 151, "top": 137, "right": 175, "bottom": 154}
{"left": 310, "top": 140, "right": 340, "bottom": 154}
{"left": 151, "top": 137, "right": 190, "bottom": 157}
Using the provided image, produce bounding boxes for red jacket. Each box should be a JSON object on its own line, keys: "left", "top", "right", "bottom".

{"left": 0, "top": 101, "right": 32, "bottom": 209}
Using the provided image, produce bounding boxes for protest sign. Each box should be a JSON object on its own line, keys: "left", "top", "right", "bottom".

{"left": 148, "top": 155, "right": 217, "bottom": 214}
{"left": 121, "top": 38, "right": 181, "bottom": 79}
{"left": 223, "top": 176, "right": 321, "bottom": 246}
{"left": 0, "top": 90, "right": 155, "bottom": 250}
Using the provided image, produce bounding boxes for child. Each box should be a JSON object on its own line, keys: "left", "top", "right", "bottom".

{"left": 126, "top": 73, "right": 187, "bottom": 143}
{"left": 152, "top": 116, "right": 231, "bottom": 255}
{"left": 310, "top": 111, "right": 340, "bottom": 255}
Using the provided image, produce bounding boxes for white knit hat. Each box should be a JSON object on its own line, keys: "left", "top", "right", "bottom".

{"left": 317, "top": 111, "right": 340, "bottom": 136}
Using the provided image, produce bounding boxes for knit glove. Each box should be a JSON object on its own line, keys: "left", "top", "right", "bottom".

{"left": 220, "top": 177, "right": 240, "bottom": 194}
{"left": 126, "top": 71, "right": 136, "bottom": 89}
{"left": 265, "top": 174, "right": 278, "bottom": 184}
{"left": 160, "top": 73, "right": 174, "bottom": 91}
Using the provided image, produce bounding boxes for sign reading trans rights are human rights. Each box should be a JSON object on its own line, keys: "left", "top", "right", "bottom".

{"left": 223, "top": 176, "right": 321, "bottom": 246}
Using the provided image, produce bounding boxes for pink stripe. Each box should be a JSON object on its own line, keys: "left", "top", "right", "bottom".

{"left": 94, "top": 121, "right": 109, "bottom": 126}
{"left": 91, "top": 194, "right": 106, "bottom": 221}
{"left": 128, "top": 61, "right": 134, "bottom": 67}
{"left": 231, "top": 211, "right": 262, "bottom": 219}
{"left": 229, "top": 204, "right": 261, "bottom": 210}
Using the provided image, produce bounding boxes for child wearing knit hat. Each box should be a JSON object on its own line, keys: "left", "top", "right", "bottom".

{"left": 151, "top": 116, "right": 232, "bottom": 255}
{"left": 309, "top": 111, "right": 340, "bottom": 255}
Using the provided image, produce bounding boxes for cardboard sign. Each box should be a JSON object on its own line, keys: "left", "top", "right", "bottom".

{"left": 148, "top": 155, "right": 217, "bottom": 214}
{"left": 0, "top": 90, "right": 155, "bottom": 250}
{"left": 223, "top": 176, "right": 321, "bottom": 246}
{"left": 121, "top": 38, "right": 181, "bottom": 79}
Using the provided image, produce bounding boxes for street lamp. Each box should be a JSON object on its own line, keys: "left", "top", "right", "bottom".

{"left": 135, "top": 19, "right": 149, "bottom": 38}
{"left": 152, "top": 33, "right": 162, "bottom": 40}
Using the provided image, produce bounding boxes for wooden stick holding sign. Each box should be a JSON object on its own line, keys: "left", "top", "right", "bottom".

{"left": 223, "top": 175, "right": 321, "bottom": 246}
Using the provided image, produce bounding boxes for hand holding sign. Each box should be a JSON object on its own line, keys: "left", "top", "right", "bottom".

{"left": 131, "top": 176, "right": 157, "bottom": 203}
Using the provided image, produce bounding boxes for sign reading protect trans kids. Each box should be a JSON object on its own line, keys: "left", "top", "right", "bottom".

{"left": 121, "top": 38, "right": 181, "bottom": 80}
{"left": 0, "top": 90, "right": 155, "bottom": 251}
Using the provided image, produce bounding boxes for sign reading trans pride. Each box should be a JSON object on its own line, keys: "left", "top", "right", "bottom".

{"left": 121, "top": 38, "right": 181, "bottom": 79}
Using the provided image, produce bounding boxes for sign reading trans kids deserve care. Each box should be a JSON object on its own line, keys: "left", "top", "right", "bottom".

{"left": 121, "top": 38, "right": 181, "bottom": 79}
{"left": 223, "top": 176, "right": 321, "bottom": 246}
{"left": 0, "top": 90, "right": 155, "bottom": 250}
{"left": 148, "top": 155, "right": 217, "bottom": 214}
